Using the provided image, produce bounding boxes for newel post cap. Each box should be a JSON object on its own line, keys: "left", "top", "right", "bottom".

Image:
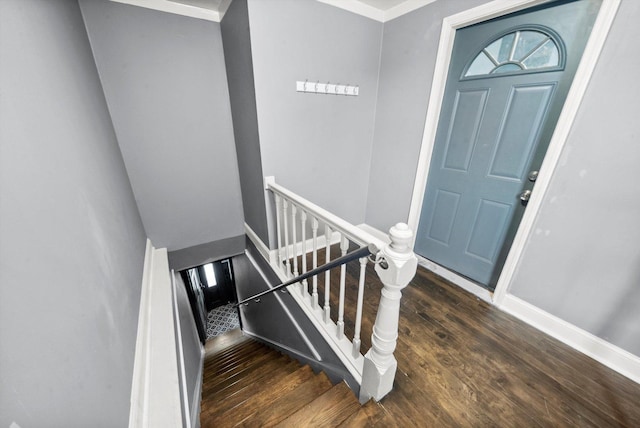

{"left": 389, "top": 223, "right": 413, "bottom": 254}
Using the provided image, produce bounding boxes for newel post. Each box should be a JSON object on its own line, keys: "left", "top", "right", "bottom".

{"left": 359, "top": 223, "right": 417, "bottom": 403}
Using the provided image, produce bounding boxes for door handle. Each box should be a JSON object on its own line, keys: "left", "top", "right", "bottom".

{"left": 528, "top": 170, "right": 539, "bottom": 182}
{"left": 520, "top": 189, "right": 532, "bottom": 205}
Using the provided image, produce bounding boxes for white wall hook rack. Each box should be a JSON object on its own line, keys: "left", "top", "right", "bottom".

{"left": 296, "top": 80, "right": 359, "bottom": 96}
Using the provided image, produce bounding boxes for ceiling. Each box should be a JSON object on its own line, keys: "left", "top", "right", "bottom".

{"left": 111, "top": 0, "right": 437, "bottom": 23}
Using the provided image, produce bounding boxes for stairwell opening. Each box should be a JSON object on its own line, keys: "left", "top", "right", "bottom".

{"left": 180, "top": 258, "right": 240, "bottom": 343}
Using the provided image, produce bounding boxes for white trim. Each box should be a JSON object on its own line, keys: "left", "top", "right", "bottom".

{"left": 500, "top": 294, "right": 640, "bottom": 384}
{"left": 405, "top": 0, "right": 621, "bottom": 306}
{"left": 316, "top": 0, "right": 437, "bottom": 23}
{"left": 190, "top": 354, "right": 204, "bottom": 428}
{"left": 243, "top": 227, "right": 365, "bottom": 383}
{"left": 128, "top": 243, "right": 183, "bottom": 428}
{"left": 316, "top": 0, "right": 385, "bottom": 22}
{"left": 417, "top": 255, "right": 493, "bottom": 303}
{"left": 357, "top": 223, "right": 493, "bottom": 303}
{"left": 129, "top": 239, "right": 153, "bottom": 428}
{"left": 244, "top": 222, "right": 273, "bottom": 264}
{"left": 217, "top": 0, "right": 233, "bottom": 21}
{"left": 266, "top": 177, "right": 386, "bottom": 250}
{"left": 171, "top": 269, "right": 191, "bottom": 428}
{"left": 269, "top": 259, "right": 365, "bottom": 383}
{"left": 384, "top": 0, "right": 438, "bottom": 22}
{"left": 110, "top": 0, "right": 221, "bottom": 22}
{"left": 278, "top": 231, "right": 342, "bottom": 265}
{"left": 493, "top": 0, "right": 621, "bottom": 305}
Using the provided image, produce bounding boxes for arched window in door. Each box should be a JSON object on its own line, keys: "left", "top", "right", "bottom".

{"left": 463, "top": 26, "right": 565, "bottom": 78}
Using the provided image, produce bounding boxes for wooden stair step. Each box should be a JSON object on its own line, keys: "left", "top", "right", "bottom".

{"left": 205, "top": 364, "right": 317, "bottom": 422}
{"left": 202, "top": 358, "right": 304, "bottom": 424}
{"left": 273, "top": 381, "right": 361, "bottom": 428}
{"left": 210, "top": 357, "right": 301, "bottom": 407}
{"left": 205, "top": 339, "right": 263, "bottom": 364}
{"left": 205, "top": 342, "right": 273, "bottom": 373}
{"left": 204, "top": 328, "right": 247, "bottom": 356}
{"left": 234, "top": 368, "right": 335, "bottom": 427}
{"left": 204, "top": 351, "right": 289, "bottom": 395}
{"left": 205, "top": 348, "right": 280, "bottom": 378}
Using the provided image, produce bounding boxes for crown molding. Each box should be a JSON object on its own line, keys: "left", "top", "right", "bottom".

{"left": 110, "top": 0, "right": 438, "bottom": 23}
{"left": 317, "top": 0, "right": 437, "bottom": 22}
{"left": 110, "top": 0, "right": 221, "bottom": 22}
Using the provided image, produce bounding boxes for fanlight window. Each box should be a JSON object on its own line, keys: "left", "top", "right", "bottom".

{"left": 464, "top": 29, "right": 562, "bottom": 78}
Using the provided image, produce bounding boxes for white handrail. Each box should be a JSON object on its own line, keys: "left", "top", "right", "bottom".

{"left": 265, "top": 177, "right": 387, "bottom": 250}
{"left": 263, "top": 176, "right": 417, "bottom": 403}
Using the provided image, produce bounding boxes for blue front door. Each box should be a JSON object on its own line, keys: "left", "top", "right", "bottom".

{"left": 415, "top": 0, "right": 601, "bottom": 289}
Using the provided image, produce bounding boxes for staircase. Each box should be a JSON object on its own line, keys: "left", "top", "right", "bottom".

{"left": 200, "top": 329, "right": 388, "bottom": 427}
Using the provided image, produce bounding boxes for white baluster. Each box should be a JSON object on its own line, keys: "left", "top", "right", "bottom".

{"left": 275, "top": 194, "right": 283, "bottom": 267}
{"left": 291, "top": 204, "right": 299, "bottom": 280}
{"left": 336, "top": 235, "right": 349, "bottom": 340}
{"left": 360, "top": 223, "right": 417, "bottom": 403}
{"left": 323, "top": 225, "right": 332, "bottom": 323}
{"left": 300, "top": 210, "right": 308, "bottom": 295}
{"left": 311, "top": 217, "right": 319, "bottom": 307}
{"left": 352, "top": 256, "right": 367, "bottom": 358}
{"left": 282, "top": 199, "right": 291, "bottom": 276}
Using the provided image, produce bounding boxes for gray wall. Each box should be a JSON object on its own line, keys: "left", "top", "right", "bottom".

{"left": 509, "top": 0, "right": 640, "bottom": 356}
{"left": 80, "top": 0, "right": 245, "bottom": 252}
{"left": 0, "top": 0, "right": 147, "bottom": 426}
{"left": 248, "top": 0, "right": 383, "bottom": 225}
{"left": 367, "top": 0, "right": 640, "bottom": 358}
{"left": 221, "top": 0, "right": 270, "bottom": 245}
{"left": 365, "top": 0, "right": 490, "bottom": 231}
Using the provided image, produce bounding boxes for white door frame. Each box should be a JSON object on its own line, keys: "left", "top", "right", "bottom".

{"left": 407, "top": 0, "right": 620, "bottom": 304}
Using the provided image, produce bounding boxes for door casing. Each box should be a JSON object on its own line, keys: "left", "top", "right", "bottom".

{"left": 407, "top": 0, "right": 621, "bottom": 304}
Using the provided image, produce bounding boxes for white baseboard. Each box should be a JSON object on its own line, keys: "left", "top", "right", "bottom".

{"left": 417, "top": 255, "right": 493, "bottom": 303}
{"left": 129, "top": 241, "right": 183, "bottom": 428}
{"left": 500, "top": 294, "right": 640, "bottom": 384}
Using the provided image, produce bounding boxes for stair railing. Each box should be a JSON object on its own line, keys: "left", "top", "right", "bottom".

{"left": 263, "top": 176, "right": 418, "bottom": 403}
{"left": 235, "top": 244, "right": 379, "bottom": 307}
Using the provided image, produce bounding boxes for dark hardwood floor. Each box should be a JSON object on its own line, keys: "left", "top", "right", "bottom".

{"left": 201, "top": 248, "right": 640, "bottom": 426}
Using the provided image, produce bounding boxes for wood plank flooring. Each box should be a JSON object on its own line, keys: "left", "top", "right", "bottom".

{"left": 201, "top": 250, "right": 640, "bottom": 427}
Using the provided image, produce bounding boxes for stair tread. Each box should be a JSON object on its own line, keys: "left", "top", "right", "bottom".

{"left": 202, "top": 358, "right": 304, "bottom": 424}
{"left": 206, "top": 342, "right": 272, "bottom": 372}
{"left": 203, "top": 351, "right": 290, "bottom": 396}
{"left": 209, "top": 366, "right": 331, "bottom": 426}
{"left": 204, "top": 328, "right": 247, "bottom": 356}
{"left": 206, "top": 364, "right": 316, "bottom": 421}
{"left": 273, "top": 381, "right": 360, "bottom": 428}
{"left": 212, "top": 357, "right": 301, "bottom": 405}
{"left": 235, "top": 369, "right": 334, "bottom": 427}
{"left": 205, "top": 339, "right": 263, "bottom": 364}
